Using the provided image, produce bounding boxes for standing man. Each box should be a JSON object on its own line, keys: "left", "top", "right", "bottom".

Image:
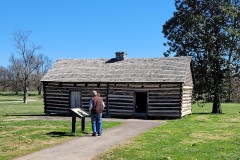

{"left": 89, "top": 90, "right": 104, "bottom": 136}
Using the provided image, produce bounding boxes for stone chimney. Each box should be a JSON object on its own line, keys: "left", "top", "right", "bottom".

{"left": 115, "top": 52, "right": 127, "bottom": 61}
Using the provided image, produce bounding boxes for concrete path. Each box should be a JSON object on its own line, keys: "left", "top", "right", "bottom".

{"left": 14, "top": 119, "right": 165, "bottom": 160}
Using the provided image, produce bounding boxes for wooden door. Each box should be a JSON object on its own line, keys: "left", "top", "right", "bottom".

{"left": 70, "top": 91, "right": 81, "bottom": 108}
{"left": 135, "top": 92, "right": 147, "bottom": 113}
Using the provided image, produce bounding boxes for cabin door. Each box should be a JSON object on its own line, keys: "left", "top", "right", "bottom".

{"left": 135, "top": 92, "right": 147, "bottom": 113}
{"left": 70, "top": 91, "right": 81, "bottom": 108}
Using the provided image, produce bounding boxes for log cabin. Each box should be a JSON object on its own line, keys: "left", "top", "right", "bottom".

{"left": 41, "top": 52, "right": 194, "bottom": 118}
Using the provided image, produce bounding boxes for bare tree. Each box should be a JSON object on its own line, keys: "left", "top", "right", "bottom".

{"left": 0, "top": 66, "right": 20, "bottom": 93}
{"left": 0, "top": 66, "right": 9, "bottom": 91}
{"left": 34, "top": 54, "right": 52, "bottom": 95}
{"left": 10, "top": 30, "right": 42, "bottom": 103}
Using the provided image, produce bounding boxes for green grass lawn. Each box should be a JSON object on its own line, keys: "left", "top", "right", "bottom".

{"left": 96, "top": 103, "right": 240, "bottom": 160}
{"left": 0, "top": 93, "right": 122, "bottom": 160}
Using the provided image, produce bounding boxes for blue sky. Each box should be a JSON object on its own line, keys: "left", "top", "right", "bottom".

{"left": 0, "top": 0, "right": 175, "bottom": 67}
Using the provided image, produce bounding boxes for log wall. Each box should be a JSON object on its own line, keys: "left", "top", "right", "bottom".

{"left": 43, "top": 82, "right": 107, "bottom": 115}
{"left": 43, "top": 82, "right": 192, "bottom": 118}
{"left": 148, "top": 84, "right": 182, "bottom": 118}
{"left": 181, "top": 69, "right": 194, "bottom": 117}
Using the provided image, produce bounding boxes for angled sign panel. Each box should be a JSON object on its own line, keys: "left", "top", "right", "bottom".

{"left": 70, "top": 108, "right": 89, "bottom": 118}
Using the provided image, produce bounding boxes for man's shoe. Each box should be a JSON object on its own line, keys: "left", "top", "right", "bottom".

{"left": 92, "top": 133, "right": 97, "bottom": 136}
{"left": 97, "top": 133, "right": 101, "bottom": 136}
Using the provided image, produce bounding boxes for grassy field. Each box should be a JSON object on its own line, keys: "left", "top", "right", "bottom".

{"left": 0, "top": 93, "right": 122, "bottom": 160}
{"left": 1, "top": 93, "right": 239, "bottom": 160}
{"left": 96, "top": 103, "right": 240, "bottom": 160}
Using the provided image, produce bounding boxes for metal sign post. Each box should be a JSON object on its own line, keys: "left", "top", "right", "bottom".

{"left": 70, "top": 108, "right": 89, "bottom": 133}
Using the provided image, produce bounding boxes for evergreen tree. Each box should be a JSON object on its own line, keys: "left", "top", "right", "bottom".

{"left": 163, "top": 0, "right": 240, "bottom": 113}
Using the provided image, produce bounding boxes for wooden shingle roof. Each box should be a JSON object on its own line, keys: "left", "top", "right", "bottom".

{"left": 41, "top": 56, "right": 192, "bottom": 83}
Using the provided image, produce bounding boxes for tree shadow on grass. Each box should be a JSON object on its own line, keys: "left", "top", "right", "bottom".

{"left": 46, "top": 131, "right": 90, "bottom": 137}
{"left": 5, "top": 114, "right": 45, "bottom": 116}
{"left": 192, "top": 113, "right": 211, "bottom": 115}
{"left": 192, "top": 112, "right": 226, "bottom": 115}
{"left": 46, "top": 132, "right": 76, "bottom": 137}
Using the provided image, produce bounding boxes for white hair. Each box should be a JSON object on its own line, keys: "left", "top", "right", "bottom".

{"left": 92, "top": 90, "right": 97, "bottom": 96}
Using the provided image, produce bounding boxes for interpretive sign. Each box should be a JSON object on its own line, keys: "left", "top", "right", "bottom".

{"left": 70, "top": 108, "right": 89, "bottom": 118}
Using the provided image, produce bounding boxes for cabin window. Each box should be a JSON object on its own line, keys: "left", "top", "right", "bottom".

{"left": 135, "top": 92, "right": 148, "bottom": 113}
{"left": 70, "top": 91, "right": 81, "bottom": 108}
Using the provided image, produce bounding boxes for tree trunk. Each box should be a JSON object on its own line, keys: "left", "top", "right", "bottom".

{"left": 38, "top": 88, "right": 41, "bottom": 95}
{"left": 37, "top": 85, "right": 42, "bottom": 95}
{"left": 23, "top": 87, "right": 28, "bottom": 104}
{"left": 212, "top": 93, "right": 222, "bottom": 113}
{"left": 15, "top": 81, "right": 19, "bottom": 95}
{"left": 211, "top": 52, "right": 222, "bottom": 114}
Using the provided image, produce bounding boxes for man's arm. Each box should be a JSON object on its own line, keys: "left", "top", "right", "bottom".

{"left": 89, "top": 98, "right": 93, "bottom": 113}
{"left": 102, "top": 101, "right": 106, "bottom": 110}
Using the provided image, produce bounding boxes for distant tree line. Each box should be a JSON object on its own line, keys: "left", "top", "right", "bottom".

{"left": 163, "top": 0, "right": 240, "bottom": 112}
{"left": 0, "top": 30, "right": 52, "bottom": 103}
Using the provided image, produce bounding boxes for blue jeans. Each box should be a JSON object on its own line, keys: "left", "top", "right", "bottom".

{"left": 91, "top": 113, "right": 102, "bottom": 135}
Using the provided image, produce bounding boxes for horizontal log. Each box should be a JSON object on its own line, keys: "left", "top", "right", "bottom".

{"left": 182, "top": 100, "right": 192, "bottom": 104}
{"left": 109, "top": 87, "right": 135, "bottom": 91}
{"left": 108, "top": 90, "right": 133, "bottom": 94}
{"left": 144, "top": 84, "right": 161, "bottom": 88}
{"left": 155, "top": 87, "right": 181, "bottom": 91}
{"left": 182, "top": 108, "right": 192, "bottom": 112}
{"left": 149, "top": 102, "right": 180, "bottom": 106}
{"left": 109, "top": 107, "right": 133, "bottom": 111}
{"left": 46, "top": 86, "right": 79, "bottom": 90}
{"left": 81, "top": 97, "right": 106, "bottom": 101}
{"left": 149, "top": 96, "right": 181, "bottom": 100}
{"left": 44, "top": 88, "right": 70, "bottom": 92}
{"left": 148, "top": 105, "right": 181, "bottom": 109}
{"left": 108, "top": 97, "right": 133, "bottom": 101}
{"left": 108, "top": 94, "right": 133, "bottom": 98}
{"left": 181, "top": 110, "right": 192, "bottom": 116}
{"left": 82, "top": 97, "right": 92, "bottom": 100}
{"left": 45, "top": 87, "right": 63, "bottom": 91}
{"left": 148, "top": 110, "right": 180, "bottom": 113}
{"left": 182, "top": 86, "right": 193, "bottom": 89}
{"left": 45, "top": 102, "right": 69, "bottom": 107}
{"left": 182, "top": 91, "right": 192, "bottom": 94}
{"left": 81, "top": 105, "right": 89, "bottom": 109}
{"left": 108, "top": 112, "right": 133, "bottom": 115}
{"left": 182, "top": 104, "right": 192, "bottom": 107}
{"left": 129, "top": 84, "right": 142, "bottom": 88}
{"left": 182, "top": 95, "right": 192, "bottom": 98}
{"left": 45, "top": 109, "right": 69, "bottom": 114}
{"left": 45, "top": 105, "right": 69, "bottom": 110}
{"left": 45, "top": 94, "right": 69, "bottom": 98}
{"left": 149, "top": 108, "right": 181, "bottom": 112}
{"left": 149, "top": 99, "right": 181, "bottom": 103}
{"left": 80, "top": 106, "right": 89, "bottom": 110}
{"left": 44, "top": 93, "right": 70, "bottom": 97}
{"left": 182, "top": 97, "right": 192, "bottom": 100}
{"left": 149, "top": 92, "right": 181, "bottom": 96}
{"left": 182, "top": 96, "right": 192, "bottom": 99}
{"left": 62, "top": 83, "right": 74, "bottom": 87}
{"left": 160, "top": 84, "right": 181, "bottom": 87}
{"left": 45, "top": 96, "right": 69, "bottom": 100}
{"left": 45, "top": 82, "right": 60, "bottom": 86}
{"left": 108, "top": 102, "right": 133, "bottom": 106}
{"left": 75, "top": 83, "right": 85, "bottom": 87}
{"left": 82, "top": 101, "right": 90, "bottom": 104}
{"left": 148, "top": 112, "right": 180, "bottom": 116}
{"left": 108, "top": 98, "right": 133, "bottom": 102}
{"left": 148, "top": 106, "right": 180, "bottom": 109}
{"left": 46, "top": 86, "right": 106, "bottom": 91}
{"left": 109, "top": 109, "right": 133, "bottom": 113}
{"left": 45, "top": 99, "right": 69, "bottom": 103}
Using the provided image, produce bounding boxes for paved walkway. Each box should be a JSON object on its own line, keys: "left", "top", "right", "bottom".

{"left": 14, "top": 118, "right": 165, "bottom": 160}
